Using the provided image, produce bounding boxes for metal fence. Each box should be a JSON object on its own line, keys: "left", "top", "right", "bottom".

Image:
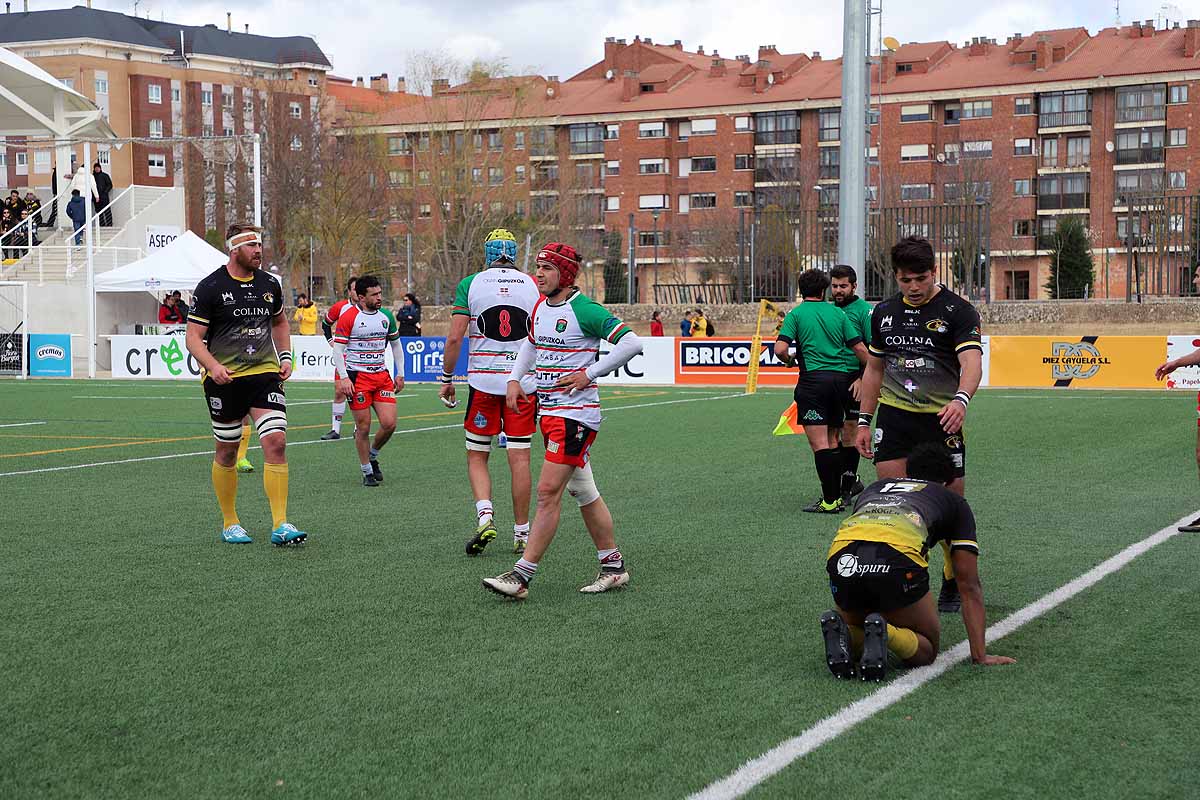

{"left": 737, "top": 203, "right": 992, "bottom": 303}
{"left": 1113, "top": 193, "right": 1200, "bottom": 300}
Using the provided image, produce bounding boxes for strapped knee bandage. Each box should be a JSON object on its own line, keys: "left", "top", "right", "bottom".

{"left": 465, "top": 432, "right": 492, "bottom": 452}
{"left": 254, "top": 410, "right": 287, "bottom": 439}
{"left": 504, "top": 434, "right": 532, "bottom": 450}
{"left": 212, "top": 420, "right": 243, "bottom": 443}
{"left": 566, "top": 463, "right": 600, "bottom": 507}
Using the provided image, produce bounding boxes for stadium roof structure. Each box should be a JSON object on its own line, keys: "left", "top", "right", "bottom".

{"left": 0, "top": 44, "right": 117, "bottom": 140}
{"left": 0, "top": 5, "right": 331, "bottom": 68}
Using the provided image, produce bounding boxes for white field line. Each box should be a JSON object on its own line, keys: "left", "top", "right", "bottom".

{"left": 0, "top": 421, "right": 47, "bottom": 428}
{"left": 0, "top": 392, "right": 747, "bottom": 479}
{"left": 687, "top": 511, "right": 1197, "bottom": 800}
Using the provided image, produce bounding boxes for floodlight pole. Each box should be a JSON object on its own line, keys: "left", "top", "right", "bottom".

{"left": 253, "top": 133, "right": 262, "bottom": 227}
{"left": 838, "top": 0, "right": 868, "bottom": 271}
{"left": 84, "top": 141, "right": 96, "bottom": 378}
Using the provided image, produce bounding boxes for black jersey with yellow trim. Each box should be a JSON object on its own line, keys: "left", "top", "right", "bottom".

{"left": 868, "top": 286, "right": 981, "bottom": 413}
{"left": 189, "top": 265, "right": 284, "bottom": 379}
{"left": 827, "top": 478, "right": 978, "bottom": 568}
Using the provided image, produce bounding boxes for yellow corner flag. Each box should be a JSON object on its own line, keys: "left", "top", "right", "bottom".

{"left": 773, "top": 402, "right": 805, "bottom": 436}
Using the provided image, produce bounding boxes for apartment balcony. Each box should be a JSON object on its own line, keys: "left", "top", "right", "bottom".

{"left": 1115, "top": 107, "right": 1166, "bottom": 125}
{"left": 1037, "top": 111, "right": 1091, "bottom": 131}
{"left": 754, "top": 130, "right": 800, "bottom": 146}
{"left": 1037, "top": 192, "right": 1090, "bottom": 211}
{"left": 1114, "top": 147, "right": 1165, "bottom": 166}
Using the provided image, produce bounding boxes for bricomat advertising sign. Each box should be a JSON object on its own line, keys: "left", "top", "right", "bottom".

{"left": 674, "top": 337, "right": 796, "bottom": 386}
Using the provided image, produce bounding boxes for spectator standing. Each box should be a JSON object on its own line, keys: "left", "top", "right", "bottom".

{"left": 292, "top": 293, "right": 319, "bottom": 335}
{"left": 93, "top": 162, "right": 113, "bottom": 227}
{"left": 650, "top": 310, "right": 664, "bottom": 337}
{"left": 71, "top": 166, "right": 98, "bottom": 211}
{"left": 0, "top": 209, "right": 13, "bottom": 260}
{"left": 66, "top": 190, "right": 86, "bottom": 246}
{"left": 4, "top": 190, "right": 24, "bottom": 221}
{"left": 691, "top": 308, "right": 710, "bottom": 338}
{"left": 24, "top": 192, "right": 43, "bottom": 226}
{"left": 46, "top": 168, "right": 58, "bottom": 228}
{"left": 396, "top": 292, "right": 422, "bottom": 337}
{"left": 679, "top": 310, "right": 694, "bottom": 337}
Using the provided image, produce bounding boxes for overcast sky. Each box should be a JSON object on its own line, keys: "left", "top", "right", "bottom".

{"left": 84, "top": 0, "right": 1192, "bottom": 86}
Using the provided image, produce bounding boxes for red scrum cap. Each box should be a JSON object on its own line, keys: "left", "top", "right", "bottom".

{"left": 535, "top": 242, "right": 580, "bottom": 286}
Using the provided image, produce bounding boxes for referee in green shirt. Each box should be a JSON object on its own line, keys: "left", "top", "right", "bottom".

{"left": 829, "top": 265, "right": 872, "bottom": 504}
{"left": 775, "top": 269, "right": 869, "bottom": 513}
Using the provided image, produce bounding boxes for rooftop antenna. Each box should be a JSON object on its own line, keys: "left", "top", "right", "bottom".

{"left": 1114, "top": 0, "right": 1121, "bottom": 25}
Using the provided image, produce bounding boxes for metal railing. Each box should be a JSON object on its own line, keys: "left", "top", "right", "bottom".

{"left": 653, "top": 283, "right": 738, "bottom": 304}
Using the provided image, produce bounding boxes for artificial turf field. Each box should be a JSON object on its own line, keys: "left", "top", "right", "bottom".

{"left": 2, "top": 378, "right": 1199, "bottom": 799}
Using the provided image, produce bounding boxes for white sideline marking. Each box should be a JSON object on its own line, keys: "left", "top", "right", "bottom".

{"left": 0, "top": 421, "right": 46, "bottom": 429}
{"left": 0, "top": 392, "right": 747, "bottom": 478}
{"left": 687, "top": 511, "right": 1197, "bottom": 800}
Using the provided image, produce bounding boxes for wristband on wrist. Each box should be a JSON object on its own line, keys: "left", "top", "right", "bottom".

{"left": 857, "top": 411, "right": 873, "bottom": 427}
{"left": 953, "top": 391, "right": 971, "bottom": 407}
{"left": 278, "top": 351, "right": 292, "bottom": 362}
{"left": 439, "top": 373, "right": 453, "bottom": 384}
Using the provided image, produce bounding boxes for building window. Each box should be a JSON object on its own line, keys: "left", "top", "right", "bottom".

{"left": 604, "top": 160, "right": 620, "bottom": 177}
{"left": 1170, "top": 84, "right": 1188, "bottom": 104}
{"left": 515, "top": 200, "right": 526, "bottom": 217}
{"left": 1015, "top": 97, "right": 1033, "bottom": 115}
{"left": 1013, "top": 179, "right": 1032, "bottom": 196}
{"left": 900, "top": 183, "right": 932, "bottom": 201}
{"left": 487, "top": 130, "right": 503, "bottom": 151}
{"left": 290, "top": 135, "right": 302, "bottom": 151}
{"left": 223, "top": 126, "right": 234, "bottom": 137}
{"left": 568, "top": 123, "right": 605, "bottom": 155}
{"left": 202, "top": 90, "right": 213, "bottom": 106}
{"left": 605, "top": 196, "right": 619, "bottom": 212}
{"left": 1038, "top": 89, "right": 1091, "bottom": 128}
{"left": 754, "top": 110, "right": 799, "bottom": 145}
{"left": 963, "top": 140, "right": 992, "bottom": 159}
{"left": 1066, "top": 136, "right": 1090, "bottom": 167}
{"left": 148, "top": 84, "right": 162, "bottom": 104}
{"left": 309, "top": 76, "right": 319, "bottom": 87}
{"left": 149, "top": 119, "right": 163, "bottom": 138}
{"left": 242, "top": 98, "right": 252, "bottom": 114}
{"left": 202, "top": 124, "right": 214, "bottom": 137}
{"left": 515, "top": 165, "right": 526, "bottom": 183}
{"left": 690, "top": 192, "right": 717, "bottom": 209}
{"left": 638, "top": 230, "right": 668, "bottom": 246}
{"left": 1013, "top": 219, "right": 1035, "bottom": 237}
{"left": 472, "top": 133, "right": 483, "bottom": 151}
{"left": 489, "top": 167, "right": 503, "bottom": 186}
{"left": 867, "top": 109, "right": 880, "bottom": 126}
{"left": 819, "top": 147, "right": 839, "bottom": 179}
{"left": 511, "top": 131, "right": 525, "bottom": 150}
{"left": 942, "top": 143, "right": 960, "bottom": 165}
{"left": 222, "top": 91, "right": 233, "bottom": 110}
{"left": 95, "top": 77, "right": 108, "bottom": 94}
{"left": 733, "top": 191, "right": 754, "bottom": 207}
{"left": 289, "top": 102, "right": 302, "bottom": 118}
{"left": 638, "top": 158, "right": 668, "bottom": 175}
{"left": 418, "top": 170, "right": 430, "bottom": 185}
{"left": 1013, "top": 138, "right": 1033, "bottom": 156}
{"left": 896, "top": 63, "right": 913, "bottom": 73}
{"left": 15, "top": 152, "right": 26, "bottom": 174}
{"left": 638, "top": 121, "right": 666, "bottom": 139}
{"left": 97, "top": 147, "right": 110, "bottom": 167}
{"left": 944, "top": 103, "right": 961, "bottom": 125}
{"left": 1116, "top": 84, "right": 1166, "bottom": 123}
{"left": 899, "top": 103, "right": 931, "bottom": 122}
{"left": 33, "top": 150, "right": 50, "bottom": 173}
{"left": 418, "top": 134, "right": 430, "bottom": 152}
{"left": 148, "top": 154, "right": 166, "bottom": 177}
{"left": 1115, "top": 129, "right": 1164, "bottom": 165}
{"left": 388, "top": 136, "right": 410, "bottom": 155}
{"left": 900, "top": 144, "right": 929, "bottom": 162}
{"left": 1170, "top": 171, "right": 1186, "bottom": 189}
{"left": 734, "top": 115, "right": 752, "bottom": 132}
{"left": 690, "top": 156, "right": 717, "bottom": 173}
{"left": 961, "top": 100, "right": 992, "bottom": 119}
{"left": 604, "top": 124, "right": 619, "bottom": 140}
{"left": 734, "top": 154, "right": 754, "bottom": 171}
{"left": 818, "top": 109, "right": 841, "bottom": 141}
{"left": 690, "top": 118, "right": 717, "bottom": 136}
{"left": 1169, "top": 128, "right": 1187, "bottom": 147}
{"left": 471, "top": 167, "right": 483, "bottom": 185}
{"left": 419, "top": 204, "right": 432, "bottom": 218}
{"left": 638, "top": 194, "right": 668, "bottom": 209}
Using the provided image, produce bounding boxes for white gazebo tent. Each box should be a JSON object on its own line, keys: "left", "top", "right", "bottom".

{"left": 94, "top": 231, "right": 226, "bottom": 295}
{"left": 1, "top": 45, "right": 119, "bottom": 376}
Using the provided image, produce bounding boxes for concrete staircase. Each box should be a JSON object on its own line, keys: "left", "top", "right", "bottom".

{"left": 1, "top": 185, "right": 176, "bottom": 284}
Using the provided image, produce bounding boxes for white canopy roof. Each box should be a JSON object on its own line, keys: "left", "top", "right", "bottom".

{"left": 95, "top": 231, "right": 226, "bottom": 293}
{"left": 0, "top": 45, "right": 117, "bottom": 139}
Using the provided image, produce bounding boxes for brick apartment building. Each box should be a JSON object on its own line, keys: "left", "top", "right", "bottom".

{"left": 0, "top": 3, "right": 331, "bottom": 238}
{"left": 363, "top": 21, "right": 1200, "bottom": 301}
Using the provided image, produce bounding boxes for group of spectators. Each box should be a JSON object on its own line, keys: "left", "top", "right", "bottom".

{"left": 1, "top": 189, "right": 44, "bottom": 260}
{"left": 679, "top": 308, "right": 715, "bottom": 337}
{"left": 1, "top": 162, "right": 116, "bottom": 255}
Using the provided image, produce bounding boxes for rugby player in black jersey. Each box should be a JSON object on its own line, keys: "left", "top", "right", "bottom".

{"left": 820, "top": 443, "right": 1014, "bottom": 681}
{"left": 854, "top": 237, "right": 983, "bottom": 612}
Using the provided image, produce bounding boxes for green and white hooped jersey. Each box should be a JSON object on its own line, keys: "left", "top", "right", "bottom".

{"left": 453, "top": 267, "right": 540, "bottom": 395}
{"left": 530, "top": 290, "right": 632, "bottom": 429}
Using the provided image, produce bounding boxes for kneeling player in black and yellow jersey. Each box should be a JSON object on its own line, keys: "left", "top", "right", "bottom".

{"left": 819, "top": 442, "right": 1014, "bottom": 681}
